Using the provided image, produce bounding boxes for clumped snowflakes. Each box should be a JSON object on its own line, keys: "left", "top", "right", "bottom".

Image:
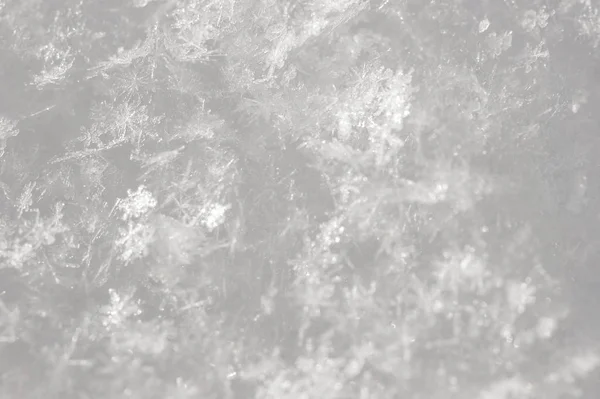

{"left": 116, "top": 185, "right": 157, "bottom": 221}
{"left": 201, "top": 202, "right": 231, "bottom": 231}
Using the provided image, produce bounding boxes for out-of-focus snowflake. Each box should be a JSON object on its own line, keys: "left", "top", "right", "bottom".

{"left": 523, "top": 41, "right": 549, "bottom": 73}
{"left": 521, "top": 9, "right": 550, "bottom": 32}
{"left": 506, "top": 280, "right": 536, "bottom": 314}
{"left": 116, "top": 185, "right": 157, "bottom": 220}
{"left": 0, "top": 116, "right": 19, "bottom": 140}
{"left": 111, "top": 321, "right": 173, "bottom": 355}
{"left": 132, "top": 0, "right": 155, "bottom": 8}
{"left": 100, "top": 288, "right": 141, "bottom": 328}
{"left": 435, "top": 247, "right": 490, "bottom": 293}
{"left": 578, "top": 7, "right": 600, "bottom": 47}
{"left": 153, "top": 214, "right": 203, "bottom": 267}
{"left": 375, "top": 68, "right": 414, "bottom": 131}
{"left": 115, "top": 220, "right": 156, "bottom": 265}
{"left": 546, "top": 352, "right": 600, "bottom": 385}
{"left": 336, "top": 110, "right": 353, "bottom": 141}
{"left": 536, "top": 316, "right": 558, "bottom": 339}
{"left": 479, "top": 18, "right": 490, "bottom": 33}
{"left": 0, "top": 301, "right": 19, "bottom": 343}
{"left": 164, "top": 378, "right": 199, "bottom": 399}
{"left": 480, "top": 376, "right": 533, "bottom": 399}
{"left": 486, "top": 31, "right": 513, "bottom": 58}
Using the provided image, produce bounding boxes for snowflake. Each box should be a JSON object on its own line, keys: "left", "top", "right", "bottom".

{"left": 111, "top": 100, "right": 150, "bottom": 141}
{"left": 16, "top": 182, "right": 36, "bottom": 217}
{"left": 114, "top": 64, "right": 151, "bottom": 100}
{"left": 33, "top": 56, "right": 75, "bottom": 88}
